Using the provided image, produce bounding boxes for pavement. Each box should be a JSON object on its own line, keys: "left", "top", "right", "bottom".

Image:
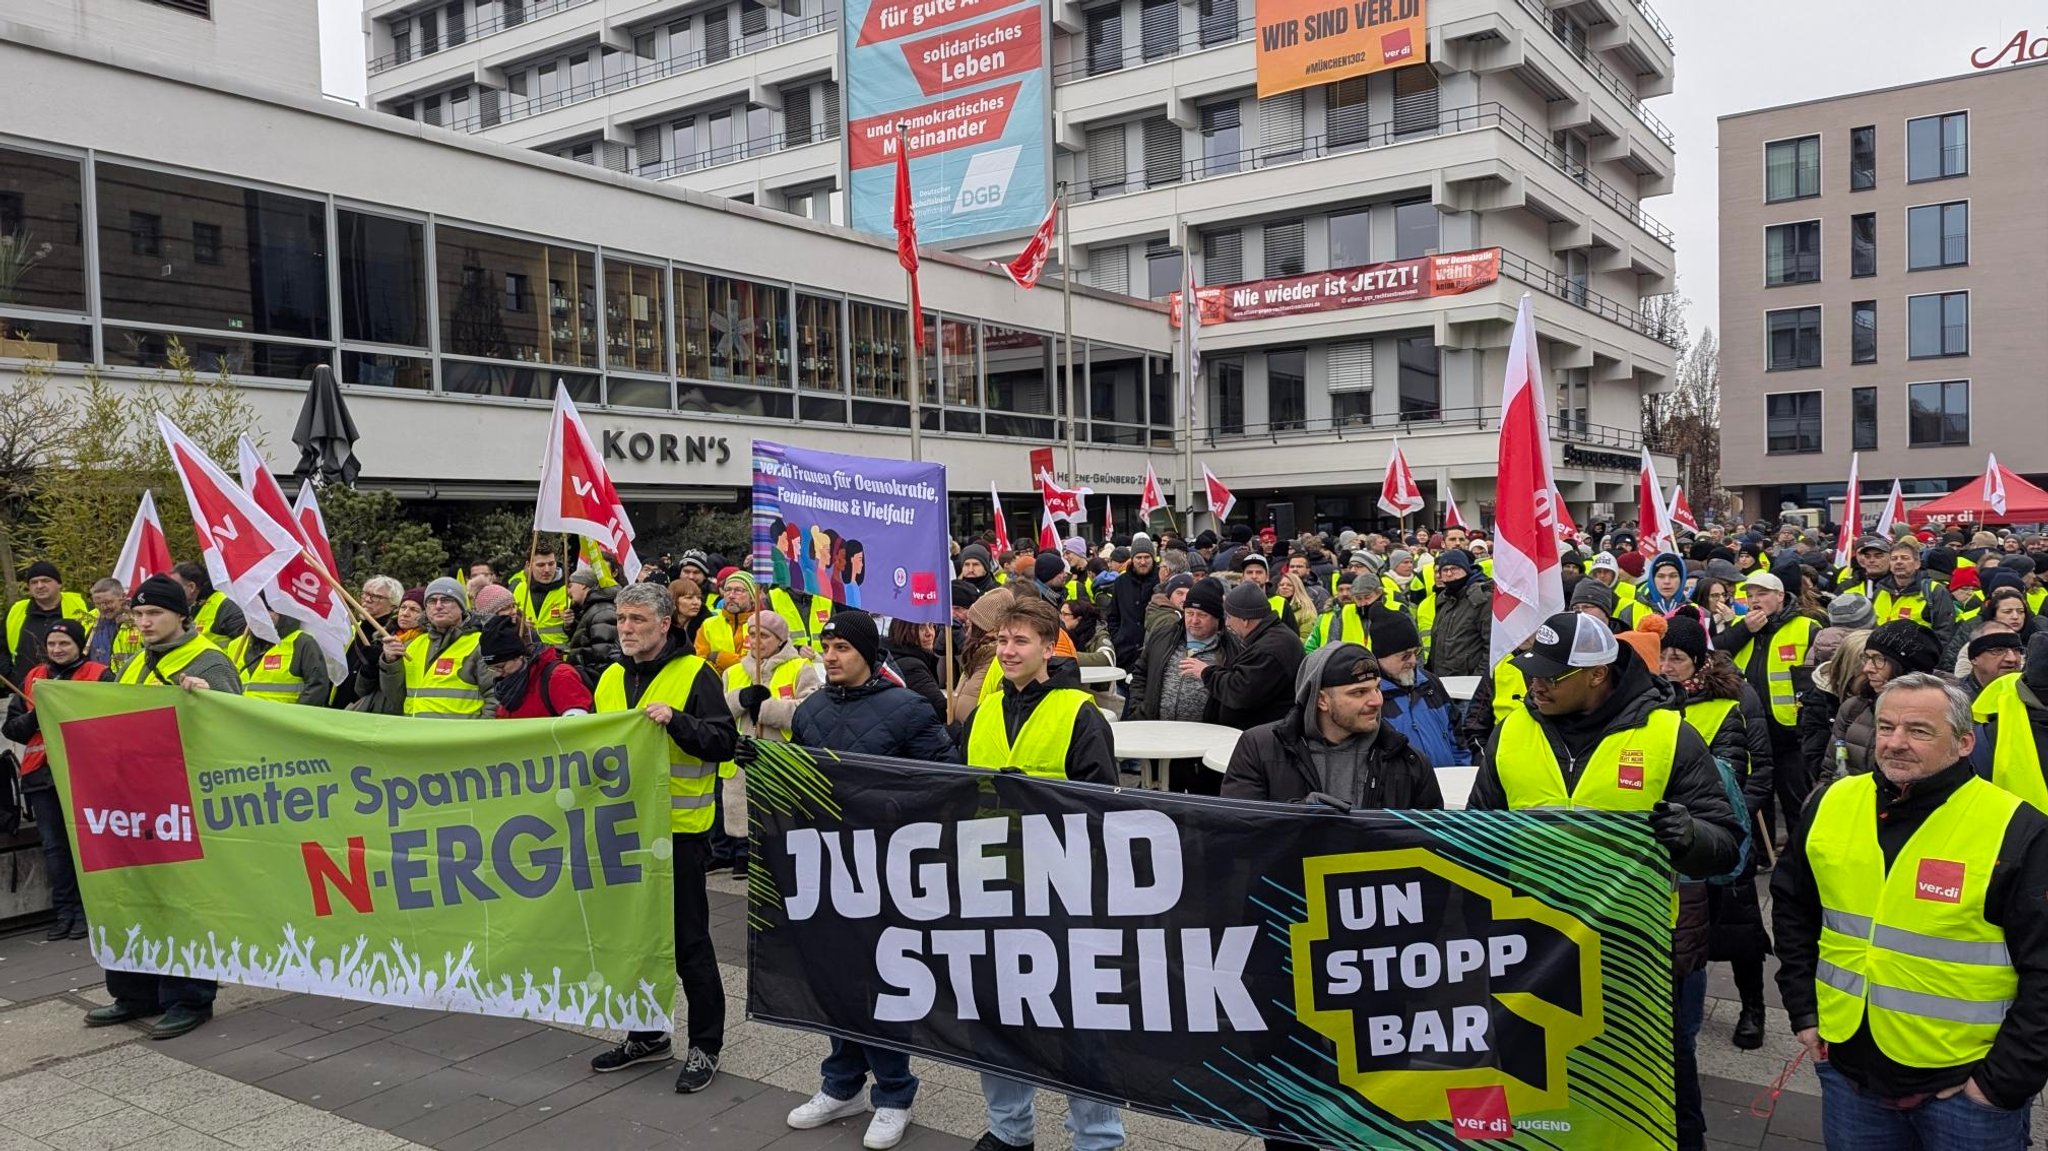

{"left": 0, "top": 873, "right": 2035, "bottom": 1151}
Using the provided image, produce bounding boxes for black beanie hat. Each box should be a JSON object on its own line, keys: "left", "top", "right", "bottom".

{"left": 821, "top": 609, "right": 882, "bottom": 671}
{"left": 132, "top": 573, "right": 190, "bottom": 617}
{"left": 44, "top": 618, "right": 86, "bottom": 651}
{"left": 22, "top": 560, "right": 59, "bottom": 584}
{"left": 479, "top": 614, "right": 528, "bottom": 663}
{"left": 1868, "top": 620, "right": 1940, "bottom": 676}
{"left": 1184, "top": 577, "right": 1227, "bottom": 621}
{"left": 1660, "top": 613, "right": 1710, "bottom": 667}
{"left": 1368, "top": 612, "right": 1421, "bottom": 657}
{"left": 1033, "top": 552, "right": 1066, "bottom": 584}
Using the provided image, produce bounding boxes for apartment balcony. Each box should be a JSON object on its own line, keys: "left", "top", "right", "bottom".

{"left": 368, "top": 0, "right": 605, "bottom": 100}
{"left": 640, "top": 122, "right": 840, "bottom": 191}
{"left": 1545, "top": 0, "right": 1674, "bottom": 94}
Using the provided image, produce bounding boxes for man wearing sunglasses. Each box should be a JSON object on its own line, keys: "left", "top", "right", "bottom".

{"left": 1469, "top": 611, "right": 1743, "bottom": 1151}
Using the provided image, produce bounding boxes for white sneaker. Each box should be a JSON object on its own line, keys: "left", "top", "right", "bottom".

{"left": 864, "top": 1107, "right": 911, "bottom": 1149}
{"left": 787, "top": 1090, "right": 869, "bottom": 1129}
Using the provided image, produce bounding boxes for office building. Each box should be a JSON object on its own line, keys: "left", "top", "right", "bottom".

{"left": 1718, "top": 61, "right": 2048, "bottom": 522}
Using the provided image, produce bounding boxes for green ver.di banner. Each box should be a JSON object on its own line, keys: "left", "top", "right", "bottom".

{"left": 37, "top": 683, "right": 676, "bottom": 1030}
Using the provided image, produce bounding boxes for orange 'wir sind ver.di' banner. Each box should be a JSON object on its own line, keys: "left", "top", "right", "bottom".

{"left": 1254, "top": 0, "right": 1429, "bottom": 98}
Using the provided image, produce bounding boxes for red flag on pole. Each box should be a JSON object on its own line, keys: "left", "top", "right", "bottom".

{"left": 111, "top": 490, "right": 174, "bottom": 596}
{"left": 999, "top": 199, "right": 1058, "bottom": 290}
{"left": 536, "top": 382, "right": 643, "bottom": 581}
{"left": 1138, "top": 461, "right": 1167, "bottom": 520}
{"left": 238, "top": 437, "right": 351, "bottom": 677}
{"left": 157, "top": 415, "right": 299, "bottom": 638}
{"left": 1875, "top": 479, "right": 1905, "bottom": 537}
{"left": 1985, "top": 453, "right": 2009, "bottom": 518}
{"left": 1636, "top": 449, "right": 1674, "bottom": 557}
{"left": 1377, "top": 436, "right": 1425, "bottom": 518}
{"left": 1201, "top": 463, "right": 1236, "bottom": 523}
{"left": 1038, "top": 468, "right": 1091, "bottom": 524}
{"left": 893, "top": 130, "right": 926, "bottom": 351}
{"left": 1552, "top": 494, "right": 1579, "bottom": 547}
{"left": 292, "top": 480, "right": 340, "bottom": 581}
{"left": 1669, "top": 484, "right": 1698, "bottom": 533}
{"left": 1442, "top": 482, "right": 1469, "bottom": 531}
{"left": 1037, "top": 502, "right": 1058, "bottom": 551}
{"left": 1833, "top": 453, "right": 1862, "bottom": 568}
{"left": 990, "top": 482, "right": 1011, "bottom": 555}
{"left": 1489, "top": 295, "right": 1564, "bottom": 667}
{"left": 1102, "top": 494, "right": 1113, "bottom": 540}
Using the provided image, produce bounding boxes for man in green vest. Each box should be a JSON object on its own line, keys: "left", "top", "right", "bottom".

{"left": 588, "top": 581, "right": 737, "bottom": 1093}
{"left": 952, "top": 594, "right": 1123, "bottom": 1151}
{"left": 1774, "top": 673, "right": 2048, "bottom": 1147}
{"left": 172, "top": 561, "right": 244, "bottom": 648}
{"left": 85, "top": 577, "right": 143, "bottom": 679}
{"left": 1470, "top": 611, "right": 1742, "bottom": 1151}
{"left": 229, "top": 612, "right": 333, "bottom": 706}
{"left": 1719, "top": 569, "right": 1818, "bottom": 835}
{"left": 4, "top": 560, "right": 95, "bottom": 690}
{"left": 507, "top": 543, "right": 573, "bottom": 649}
{"left": 88, "top": 574, "right": 239, "bottom": 1039}
{"left": 1971, "top": 633, "right": 2048, "bottom": 811}
{"left": 376, "top": 577, "right": 494, "bottom": 718}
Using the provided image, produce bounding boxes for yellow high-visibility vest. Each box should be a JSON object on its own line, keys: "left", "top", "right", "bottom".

{"left": 1490, "top": 655, "right": 1528, "bottom": 724}
{"left": 1493, "top": 707, "right": 1679, "bottom": 811}
{"left": 401, "top": 631, "right": 485, "bottom": 718}
{"left": 1975, "top": 672, "right": 2048, "bottom": 812}
{"left": 232, "top": 630, "right": 310, "bottom": 705}
{"left": 6, "top": 592, "right": 94, "bottom": 659}
{"left": 1808, "top": 772, "right": 2023, "bottom": 1067}
{"left": 117, "top": 632, "right": 216, "bottom": 686}
{"left": 965, "top": 687, "right": 1092, "bottom": 780}
{"left": 720, "top": 657, "right": 809, "bottom": 778}
{"left": 1733, "top": 616, "right": 1815, "bottom": 727}
{"left": 192, "top": 591, "right": 239, "bottom": 645}
{"left": 595, "top": 655, "right": 717, "bottom": 834}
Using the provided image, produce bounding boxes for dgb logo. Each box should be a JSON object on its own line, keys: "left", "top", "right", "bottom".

{"left": 953, "top": 146, "right": 1024, "bottom": 215}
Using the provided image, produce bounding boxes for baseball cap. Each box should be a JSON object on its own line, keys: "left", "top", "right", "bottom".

{"left": 1856, "top": 536, "right": 1890, "bottom": 554}
{"left": 1589, "top": 552, "right": 1620, "bottom": 576}
{"left": 1513, "top": 612, "right": 1620, "bottom": 679}
{"left": 1742, "top": 571, "right": 1785, "bottom": 595}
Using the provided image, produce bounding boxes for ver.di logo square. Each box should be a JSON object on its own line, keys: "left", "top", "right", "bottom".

{"left": 59, "top": 707, "right": 205, "bottom": 872}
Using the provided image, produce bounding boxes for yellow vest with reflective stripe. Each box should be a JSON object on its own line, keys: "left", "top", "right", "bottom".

{"left": 1733, "top": 615, "right": 1814, "bottom": 727}
{"left": 110, "top": 622, "right": 144, "bottom": 678}
{"left": 1808, "top": 772, "right": 2023, "bottom": 1066}
{"left": 1490, "top": 655, "right": 1528, "bottom": 724}
{"left": 1680, "top": 697, "right": 1738, "bottom": 755}
{"left": 1975, "top": 673, "right": 2048, "bottom": 813}
{"left": 6, "top": 592, "right": 95, "bottom": 659}
{"left": 1494, "top": 707, "right": 1679, "bottom": 811}
{"left": 515, "top": 582, "right": 573, "bottom": 647}
{"left": 965, "top": 686, "right": 1092, "bottom": 780}
{"left": 595, "top": 656, "right": 716, "bottom": 833}
{"left": 232, "top": 630, "right": 309, "bottom": 705}
{"left": 117, "top": 632, "right": 216, "bottom": 686}
{"left": 721, "top": 657, "right": 809, "bottom": 778}
{"left": 1313, "top": 605, "right": 1371, "bottom": 650}
{"left": 763, "top": 587, "right": 815, "bottom": 646}
{"left": 1066, "top": 576, "right": 1097, "bottom": 603}
{"left": 1873, "top": 583, "right": 1934, "bottom": 629}
{"left": 192, "top": 591, "right": 239, "bottom": 645}
{"left": 698, "top": 611, "right": 751, "bottom": 663}
{"left": 402, "top": 631, "right": 485, "bottom": 718}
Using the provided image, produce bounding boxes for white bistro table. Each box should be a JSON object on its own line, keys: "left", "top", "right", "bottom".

{"left": 1439, "top": 675, "right": 1482, "bottom": 702}
{"left": 1436, "top": 765, "right": 1478, "bottom": 809}
{"left": 1113, "top": 721, "right": 1241, "bottom": 790}
{"left": 1200, "top": 730, "right": 1246, "bottom": 774}
{"left": 1079, "top": 665, "right": 1129, "bottom": 686}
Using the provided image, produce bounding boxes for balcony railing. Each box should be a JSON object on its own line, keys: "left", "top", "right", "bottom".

{"left": 1510, "top": 0, "right": 1674, "bottom": 148}
{"left": 438, "top": 13, "right": 835, "bottom": 135}
{"left": 1630, "top": 0, "right": 1675, "bottom": 52}
{"left": 1052, "top": 14, "right": 1257, "bottom": 82}
{"left": 1204, "top": 407, "right": 1670, "bottom": 453}
{"left": 1082, "top": 103, "right": 1675, "bottom": 248}
{"left": 1495, "top": 247, "right": 1677, "bottom": 346}
{"left": 637, "top": 121, "right": 841, "bottom": 180}
{"left": 370, "top": 0, "right": 598, "bottom": 74}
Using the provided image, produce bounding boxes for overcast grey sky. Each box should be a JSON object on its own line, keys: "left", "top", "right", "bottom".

{"left": 314, "top": 0, "right": 2041, "bottom": 340}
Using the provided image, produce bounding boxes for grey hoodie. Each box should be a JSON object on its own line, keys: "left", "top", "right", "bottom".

{"left": 1292, "top": 643, "right": 1383, "bottom": 803}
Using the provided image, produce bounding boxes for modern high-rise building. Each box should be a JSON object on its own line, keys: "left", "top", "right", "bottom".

{"left": 1718, "top": 61, "right": 2048, "bottom": 524}
{"left": 6, "top": 0, "right": 323, "bottom": 98}
{"left": 361, "top": 0, "right": 1683, "bottom": 527}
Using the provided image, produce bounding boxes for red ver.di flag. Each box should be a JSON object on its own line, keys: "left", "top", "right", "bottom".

{"left": 751, "top": 442, "right": 951, "bottom": 626}
{"left": 536, "top": 383, "right": 644, "bottom": 581}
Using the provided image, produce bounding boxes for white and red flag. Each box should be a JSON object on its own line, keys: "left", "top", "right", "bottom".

{"left": 1668, "top": 484, "right": 1698, "bottom": 533}
{"left": 292, "top": 481, "right": 340, "bottom": 582}
{"left": 1834, "top": 453, "right": 1862, "bottom": 568}
{"left": 990, "top": 482, "right": 1011, "bottom": 555}
{"left": 536, "top": 382, "right": 643, "bottom": 581}
{"left": 1489, "top": 295, "right": 1565, "bottom": 667}
{"left": 1442, "top": 482, "right": 1469, "bottom": 531}
{"left": 998, "top": 199, "right": 1058, "bottom": 290}
{"left": 1875, "top": 479, "right": 1905, "bottom": 537}
{"left": 238, "top": 437, "right": 350, "bottom": 677}
{"left": 157, "top": 415, "right": 298, "bottom": 643}
{"left": 1038, "top": 468, "right": 1091, "bottom": 525}
{"left": 1036, "top": 501, "right": 1058, "bottom": 552}
{"left": 1201, "top": 463, "right": 1236, "bottom": 524}
{"left": 1636, "top": 449, "right": 1675, "bottom": 557}
{"left": 111, "top": 490, "right": 174, "bottom": 596}
{"left": 1102, "top": 495, "right": 1113, "bottom": 540}
{"left": 1985, "top": 453, "right": 2009, "bottom": 518}
{"left": 1138, "top": 461, "right": 1167, "bottom": 521}
{"left": 1378, "top": 436, "right": 1425, "bottom": 519}
{"left": 1552, "top": 494, "right": 1580, "bottom": 547}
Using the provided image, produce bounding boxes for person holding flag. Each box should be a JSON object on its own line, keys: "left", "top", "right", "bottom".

{"left": 228, "top": 605, "right": 333, "bottom": 706}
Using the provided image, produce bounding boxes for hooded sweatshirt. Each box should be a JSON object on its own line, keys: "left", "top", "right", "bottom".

{"left": 1639, "top": 551, "right": 1690, "bottom": 618}
{"left": 1219, "top": 643, "right": 1442, "bottom": 809}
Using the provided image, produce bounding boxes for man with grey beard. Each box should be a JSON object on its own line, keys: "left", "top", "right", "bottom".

{"left": 1370, "top": 613, "right": 1466, "bottom": 766}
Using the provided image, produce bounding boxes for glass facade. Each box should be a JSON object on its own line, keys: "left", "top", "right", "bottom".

{"left": 0, "top": 140, "right": 1167, "bottom": 444}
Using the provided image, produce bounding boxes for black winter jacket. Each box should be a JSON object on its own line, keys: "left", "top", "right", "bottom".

{"left": 884, "top": 643, "right": 949, "bottom": 726}
{"left": 1425, "top": 574, "right": 1494, "bottom": 679}
{"left": 1223, "top": 716, "right": 1443, "bottom": 810}
{"left": 1127, "top": 621, "right": 1238, "bottom": 723}
{"left": 1200, "top": 616, "right": 1303, "bottom": 730}
{"left": 1104, "top": 566, "right": 1160, "bottom": 669}
{"left": 565, "top": 586, "right": 620, "bottom": 680}
{"left": 793, "top": 674, "right": 955, "bottom": 761}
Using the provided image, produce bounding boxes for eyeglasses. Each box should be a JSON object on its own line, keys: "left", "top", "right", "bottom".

{"left": 1531, "top": 666, "right": 1586, "bottom": 685}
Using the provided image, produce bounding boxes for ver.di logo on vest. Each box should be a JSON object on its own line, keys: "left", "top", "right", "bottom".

{"left": 1917, "top": 858, "right": 1965, "bottom": 903}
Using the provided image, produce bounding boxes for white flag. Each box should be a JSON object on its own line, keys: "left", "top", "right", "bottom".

{"left": 1985, "top": 453, "right": 2009, "bottom": 517}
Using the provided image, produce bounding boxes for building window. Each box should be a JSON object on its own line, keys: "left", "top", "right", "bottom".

{"left": 1327, "top": 340, "right": 1372, "bottom": 428}
{"left": 1210, "top": 356, "right": 1244, "bottom": 434}
{"left": 1766, "top": 392, "right": 1823, "bottom": 454}
{"left": 1201, "top": 228, "right": 1241, "bottom": 284}
{"left": 128, "top": 211, "right": 162, "bottom": 257}
{"left": 1908, "top": 291, "right": 1969, "bottom": 359}
{"left": 1085, "top": 7, "right": 1123, "bottom": 75}
{"left": 1396, "top": 335, "right": 1439, "bottom": 421}
{"left": 1907, "top": 112, "right": 1967, "bottom": 182}
{"left": 437, "top": 224, "right": 592, "bottom": 366}
{"left": 1908, "top": 201, "right": 1968, "bottom": 269}
{"left": 1851, "top": 300, "right": 1876, "bottom": 365}
{"left": 144, "top": 0, "right": 213, "bottom": 16}
{"left": 795, "top": 292, "right": 842, "bottom": 393}
{"left": 1139, "top": 0, "right": 1178, "bottom": 60}
{"left": 444, "top": 1, "right": 466, "bottom": 47}
{"left": 1147, "top": 243, "right": 1184, "bottom": 299}
{"left": 1851, "top": 213, "right": 1876, "bottom": 277}
{"left": 1267, "top": 347, "right": 1305, "bottom": 430}
{"left": 1393, "top": 199, "right": 1438, "bottom": 260}
{"left": 338, "top": 210, "right": 427, "bottom": 349}
{"left": 1764, "top": 135, "right": 1820, "bottom": 202}
{"left": 1764, "top": 221, "right": 1820, "bottom": 285}
{"left": 1198, "top": 101, "right": 1240, "bottom": 177}
{"left": 1908, "top": 380, "right": 1969, "bottom": 446}
{"left": 419, "top": 10, "right": 439, "bottom": 53}
{"left": 1142, "top": 117, "right": 1182, "bottom": 188}
{"left": 1328, "top": 208, "right": 1369, "bottom": 268}
{"left": 680, "top": 270, "right": 789, "bottom": 389}
{"left": 1263, "top": 219, "right": 1304, "bottom": 277}
{"left": 0, "top": 146, "right": 89, "bottom": 313}
{"left": 1850, "top": 125, "right": 1876, "bottom": 191}
{"left": 604, "top": 259, "right": 668, "bottom": 376}
{"left": 1327, "top": 76, "right": 1369, "bottom": 148}
{"left": 1391, "top": 65, "right": 1439, "bottom": 138}
{"left": 191, "top": 222, "right": 221, "bottom": 265}
{"left": 392, "top": 26, "right": 411, "bottom": 64}
{"left": 1766, "top": 306, "right": 1822, "bottom": 371}
{"left": 1852, "top": 386, "right": 1877, "bottom": 450}
{"left": 1198, "top": 0, "right": 1239, "bottom": 46}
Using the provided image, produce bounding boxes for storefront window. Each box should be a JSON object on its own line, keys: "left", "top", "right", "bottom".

{"left": 97, "top": 163, "right": 330, "bottom": 340}
{"left": 437, "top": 225, "right": 595, "bottom": 367}
{"left": 341, "top": 349, "right": 430, "bottom": 390}
{"left": 442, "top": 359, "right": 599, "bottom": 402}
{"left": 679, "top": 380, "right": 794, "bottom": 419}
{"left": 796, "top": 292, "right": 842, "bottom": 392}
{"left": 604, "top": 257, "right": 667, "bottom": 374}
{"left": 339, "top": 210, "right": 427, "bottom": 348}
{"left": 0, "top": 319, "right": 92, "bottom": 364}
{"left": 0, "top": 146, "right": 88, "bottom": 314}
{"left": 1089, "top": 343, "right": 1145, "bottom": 424}
{"left": 678, "top": 269, "right": 787, "bottom": 387}
{"left": 607, "top": 375, "right": 672, "bottom": 409}
{"left": 104, "top": 326, "right": 330, "bottom": 379}
{"left": 849, "top": 300, "right": 907, "bottom": 400}
{"left": 940, "top": 317, "right": 979, "bottom": 433}
{"left": 983, "top": 324, "right": 1052, "bottom": 438}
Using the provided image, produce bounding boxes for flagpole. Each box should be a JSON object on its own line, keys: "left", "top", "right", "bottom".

{"left": 1178, "top": 217, "right": 1196, "bottom": 533}
{"left": 1060, "top": 185, "right": 1076, "bottom": 496}
{"left": 898, "top": 121, "right": 923, "bottom": 464}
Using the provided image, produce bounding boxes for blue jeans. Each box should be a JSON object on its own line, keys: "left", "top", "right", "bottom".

{"left": 821, "top": 1039, "right": 918, "bottom": 1110}
{"left": 1675, "top": 968, "right": 1706, "bottom": 1151}
{"left": 981, "top": 1074, "right": 1124, "bottom": 1150}
{"left": 1816, "top": 1061, "right": 2031, "bottom": 1150}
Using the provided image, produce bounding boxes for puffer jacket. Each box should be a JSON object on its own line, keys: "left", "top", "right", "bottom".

{"left": 1221, "top": 644, "right": 1443, "bottom": 808}
{"left": 564, "top": 586, "right": 620, "bottom": 680}
{"left": 792, "top": 673, "right": 955, "bottom": 761}
{"left": 1821, "top": 689, "right": 1879, "bottom": 785}
{"left": 1425, "top": 573, "right": 1494, "bottom": 679}
{"left": 1380, "top": 669, "right": 1467, "bottom": 767}
{"left": 883, "top": 642, "right": 947, "bottom": 726}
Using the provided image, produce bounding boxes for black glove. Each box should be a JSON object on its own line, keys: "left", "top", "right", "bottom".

{"left": 1650, "top": 801, "right": 1696, "bottom": 853}
{"left": 737, "top": 684, "right": 771, "bottom": 719}
{"left": 732, "top": 737, "right": 761, "bottom": 768}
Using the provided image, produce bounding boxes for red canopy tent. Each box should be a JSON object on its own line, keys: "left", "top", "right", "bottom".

{"left": 1907, "top": 464, "right": 2048, "bottom": 527}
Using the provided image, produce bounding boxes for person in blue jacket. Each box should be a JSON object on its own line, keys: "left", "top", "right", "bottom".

{"left": 1369, "top": 612, "right": 1469, "bottom": 766}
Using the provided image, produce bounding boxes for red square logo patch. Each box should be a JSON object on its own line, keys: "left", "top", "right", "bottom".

{"left": 910, "top": 571, "right": 939, "bottom": 606}
{"left": 1617, "top": 765, "right": 1645, "bottom": 791}
{"left": 1917, "top": 858, "right": 1965, "bottom": 903}
{"left": 1446, "top": 1085, "right": 1513, "bottom": 1140}
{"left": 1778, "top": 644, "right": 1798, "bottom": 662}
{"left": 1381, "top": 27, "right": 1416, "bottom": 64}
{"left": 433, "top": 657, "right": 455, "bottom": 677}
{"left": 262, "top": 653, "right": 283, "bottom": 671}
{"left": 57, "top": 707, "right": 205, "bottom": 873}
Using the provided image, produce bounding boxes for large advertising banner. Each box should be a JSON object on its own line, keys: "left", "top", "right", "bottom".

{"left": 38, "top": 684, "right": 677, "bottom": 1030}
{"left": 747, "top": 747, "right": 1678, "bottom": 1149}
{"left": 751, "top": 441, "right": 952, "bottom": 625}
{"left": 1171, "top": 248, "right": 1499, "bottom": 326}
{"left": 844, "top": 0, "right": 1050, "bottom": 244}
{"left": 1256, "top": 0, "right": 1430, "bottom": 98}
